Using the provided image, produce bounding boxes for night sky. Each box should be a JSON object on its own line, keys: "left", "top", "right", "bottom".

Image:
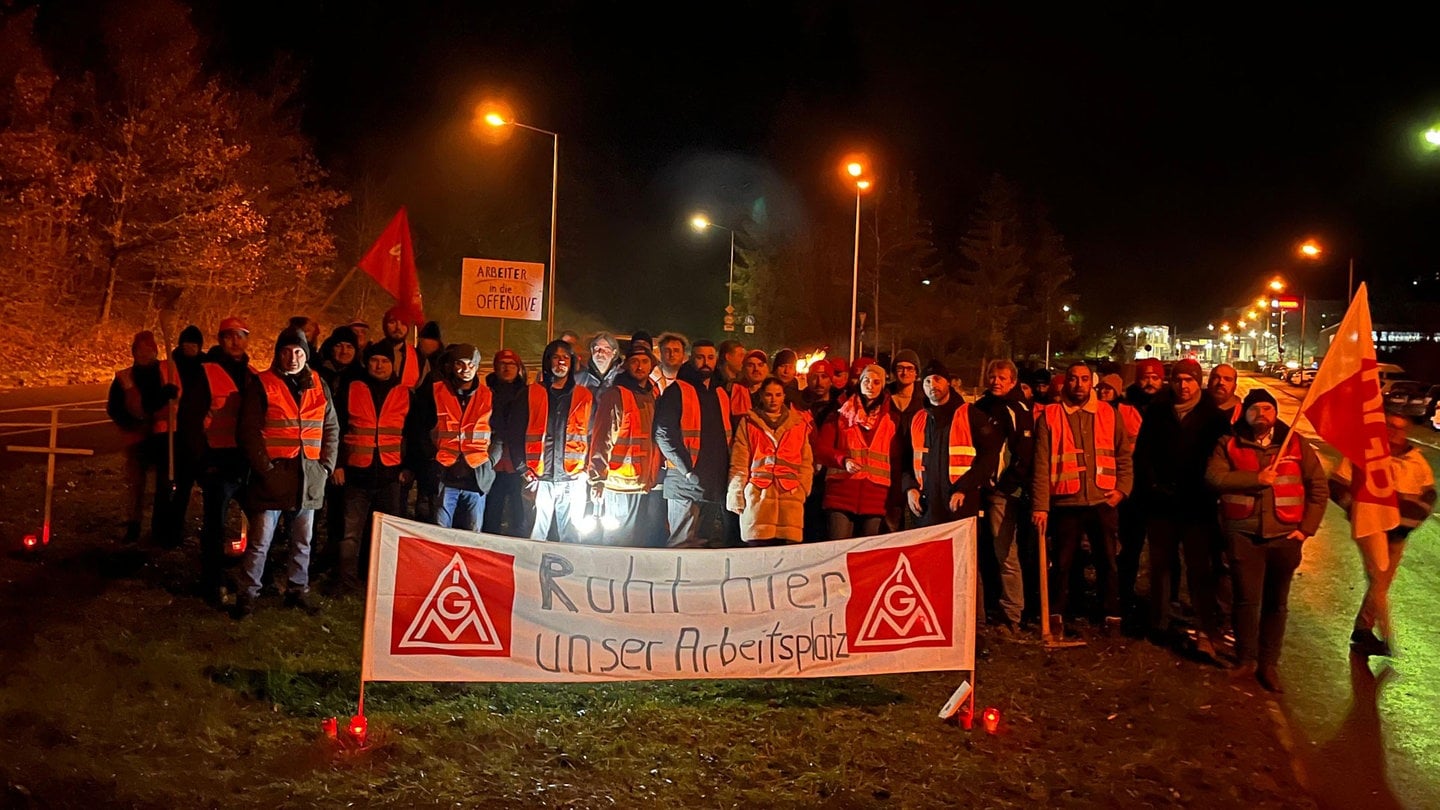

{"left": 67, "top": 2, "right": 1440, "bottom": 337}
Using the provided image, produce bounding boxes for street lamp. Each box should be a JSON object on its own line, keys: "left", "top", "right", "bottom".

{"left": 841, "top": 159, "right": 874, "bottom": 363}
{"left": 484, "top": 110, "right": 560, "bottom": 342}
{"left": 690, "top": 214, "right": 736, "bottom": 325}
{"left": 1297, "top": 238, "right": 1355, "bottom": 303}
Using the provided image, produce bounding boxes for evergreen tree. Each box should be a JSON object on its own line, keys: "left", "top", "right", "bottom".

{"left": 958, "top": 173, "right": 1028, "bottom": 362}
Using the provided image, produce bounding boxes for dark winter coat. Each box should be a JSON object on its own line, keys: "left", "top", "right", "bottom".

{"left": 654, "top": 363, "right": 730, "bottom": 503}
{"left": 975, "top": 386, "right": 1035, "bottom": 499}
{"left": 237, "top": 368, "right": 339, "bottom": 512}
{"left": 1134, "top": 390, "right": 1232, "bottom": 519}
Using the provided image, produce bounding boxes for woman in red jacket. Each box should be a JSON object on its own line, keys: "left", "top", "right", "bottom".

{"left": 814, "top": 364, "right": 899, "bottom": 540}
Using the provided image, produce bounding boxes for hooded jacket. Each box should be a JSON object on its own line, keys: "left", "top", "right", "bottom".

{"left": 975, "top": 384, "right": 1035, "bottom": 498}
{"left": 486, "top": 358, "right": 530, "bottom": 473}
{"left": 527, "top": 340, "right": 587, "bottom": 483}
{"left": 573, "top": 333, "right": 622, "bottom": 397}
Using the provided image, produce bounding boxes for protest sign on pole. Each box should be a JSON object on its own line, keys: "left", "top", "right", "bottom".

{"left": 361, "top": 514, "right": 975, "bottom": 683}
{"left": 460, "top": 258, "right": 545, "bottom": 321}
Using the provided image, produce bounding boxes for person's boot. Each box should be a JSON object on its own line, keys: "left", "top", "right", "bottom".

{"left": 1257, "top": 665, "right": 1285, "bottom": 694}
{"left": 284, "top": 590, "right": 321, "bottom": 616}
{"left": 1350, "top": 628, "right": 1392, "bottom": 658}
{"left": 232, "top": 593, "right": 255, "bottom": 621}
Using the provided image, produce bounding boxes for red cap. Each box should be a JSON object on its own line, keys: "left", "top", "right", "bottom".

{"left": 494, "top": 349, "right": 520, "bottom": 366}
{"left": 1135, "top": 358, "right": 1164, "bottom": 378}
{"left": 217, "top": 317, "right": 250, "bottom": 336}
{"left": 744, "top": 349, "right": 768, "bottom": 365}
{"left": 850, "top": 357, "right": 871, "bottom": 378}
{"left": 807, "top": 360, "right": 833, "bottom": 376}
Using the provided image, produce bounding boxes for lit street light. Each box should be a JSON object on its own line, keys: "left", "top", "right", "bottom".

{"left": 484, "top": 109, "right": 560, "bottom": 342}
{"left": 1297, "top": 237, "right": 1355, "bottom": 303}
{"left": 841, "top": 158, "right": 874, "bottom": 363}
{"left": 690, "top": 214, "right": 737, "bottom": 328}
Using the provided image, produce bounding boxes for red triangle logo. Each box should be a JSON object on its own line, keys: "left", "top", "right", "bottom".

{"left": 851, "top": 553, "right": 947, "bottom": 648}
{"left": 397, "top": 553, "right": 504, "bottom": 652}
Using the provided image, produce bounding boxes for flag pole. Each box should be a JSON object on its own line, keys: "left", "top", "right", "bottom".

{"left": 320, "top": 266, "right": 360, "bottom": 314}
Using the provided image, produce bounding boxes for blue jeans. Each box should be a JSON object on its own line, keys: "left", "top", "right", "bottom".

{"left": 240, "top": 508, "right": 315, "bottom": 599}
{"left": 437, "top": 487, "right": 485, "bottom": 530}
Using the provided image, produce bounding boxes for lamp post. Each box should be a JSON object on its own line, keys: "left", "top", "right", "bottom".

{"left": 690, "top": 214, "right": 736, "bottom": 326}
{"left": 843, "top": 160, "right": 873, "bottom": 363}
{"left": 1299, "top": 238, "right": 1354, "bottom": 304}
{"left": 485, "top": 112, "right": 560, "bottom": 342}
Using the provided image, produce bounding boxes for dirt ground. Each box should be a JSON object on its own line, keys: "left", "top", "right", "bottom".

{"left": 0, "top": 454, "right": 1314, "bottom": 809}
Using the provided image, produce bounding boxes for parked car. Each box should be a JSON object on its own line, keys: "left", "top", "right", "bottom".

{"left": 1285, "top": 368, "right": 1316, "bottom": 386}
{"left": 1383, "top": 380, "right": 1431, "bottom": 419}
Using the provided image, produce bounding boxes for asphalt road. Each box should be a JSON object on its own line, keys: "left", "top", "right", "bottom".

{"left": 0, "top": 383, "right": 121, "bottom": 467}
{"left": 1237, "top": 372, "right": 1438, "bottom": 809}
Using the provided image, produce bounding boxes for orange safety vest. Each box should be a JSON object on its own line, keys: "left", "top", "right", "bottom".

{"left": 257, "top": 369, "right": 327, "bottom": 461}
{"left": 669, "top": 380, "right": 733, "bottom": 469}
{"left": 202, "top": 363, "right": 247, "bottom": 448}
{"left": 432, "top": 381, "right": 492, "bottom": 468}
{"left": 607, "top": 387, "right": 651, "bottom": 479}
{"left": 397, "top": 343, "right": 422, "bottom": 390}
{"left": 344, "top": 380, "right": 409, "bottom": 468}
{"left": 152, "top": 360, "right": 181, "bottom": 435}
{"left": 910, "top": 405, "right": 976, "bottom": 490}
{"left": 523, "top": 382, "right": 594, "bottom": 477}
{"left": 1118, "top": 402, "right": 1142, "bottom": 440}
{"left": 1043, "top": 402, "right": 1118, "bottom": 495}
{"left": 730, "top": 384, "right": 754, "bottom": 416}
{"left": 1220, "top": 436, "right": 1306, "bottom": 524}
{"left": 831, "top": 405, "right": 896, "bottom": 488}
{"left": 745, "top": 416, "right": 808, "bottom": 491}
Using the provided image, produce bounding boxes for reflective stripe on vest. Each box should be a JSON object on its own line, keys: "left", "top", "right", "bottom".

{"left": 257, "top": 369, "right": 326, "bottom": 460}
{"left": 523, "top": 383, "right": 593, "bottom": 478}
{"left": 344, "top": 380, "right": 408, "bottom": 468}
{"left": 830, "top": 403, "right": 896, "bottom": 487}
{"left": 1043, "top": 402, "right": 1117, "bottom": 495}
{"left": 608, "top": 387, "right": 649, "bottom": 478}
{"left": 433, "top": 381, "right": 491, "bottom": 468}
{"left": 910, "top": 405, "right": 976, "bottom": 491}
{"left": 203, "top": 363, "right": 242, "bottom": 448}
{"left": 746, "top": 418, "right": 807, "bottom": 491}
{"left": 1221, "top": 437, "right": 1306, "bottom": 524}
{"left": 670, "top": 380, "right": 733, "bottom": 469}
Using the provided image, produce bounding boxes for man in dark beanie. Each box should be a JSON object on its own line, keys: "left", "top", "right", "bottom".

{"left": 329, "top": 341, "right": 412, "bottom": 593}
{"left": 588, "top": 338, "right": 664, "bottom": 545}
{"left": 1134, "top": 355, "right": 1231, "bottom": 652}
{"left": 483, "top": 348, "right": 533, "bottom": 537}
{"left": 887, "top": 349, "right": 925, "bottom": 530}
{"left": 405, "top": 343, "right": 499, "bottom": 531}
{"left": 152, "top": 324, "right": 208, "bottom": 548}
{"left": 193, "top": 317, "right": 257, "bottom": 607}
{"left": 520, "top": 340, "right": 594, "bottom": 543}
{"left": 234, "top": 328, "right": 339, "bottom": 618}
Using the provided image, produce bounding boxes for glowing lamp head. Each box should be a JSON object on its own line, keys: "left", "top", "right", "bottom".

{"left": 982, "top": 707, "right": 1001, "bottom": 733}
{"left": 484, "top": 112, "right": 506, "bottom": 127}
{"left": 690, "top": 215, "right": 711, "bottom": 232}
{"left": 1425, "top": 128, "right": 1440, "bottom": 147}
{"left": 347, "top": 714, "right": 368, "bottom": 746}
{"left": 1299, "top": 241, "right": 1322, "bottom": 258}
{"left": 846, "top": 162, "right": 863, "bottom": 177}
{"left": 1269, "top": 279, "right": 1285, "bottom": 292}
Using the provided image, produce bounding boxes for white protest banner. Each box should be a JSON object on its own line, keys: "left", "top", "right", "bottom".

{"left": 459, "top": 258, "right": 544, "bottom": 321}
{"left": 361, "top": 514, "right": 975, "bottom": 683}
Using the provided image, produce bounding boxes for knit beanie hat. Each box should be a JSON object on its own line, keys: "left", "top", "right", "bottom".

{"left": 419, "top": 320, "right": 442, "bottom": 342}
{"left": 363, "top": 342, "right": 393, "bottom": 364}
{"left": 893, "top": 349, "right": 921, "bottom": 372}
{"left": 627, "top": 339, "right": 653, "bottom": 359}
{"left": 328, "top": 326, "right": 359, "bottom": 351}
{"left": 1171, "top": 358, "right": 1204, "bottom": 382}
{"left": 774, "top": 348, "right": 798, "bottom": 368}
{"left": 922, "top": 359, "right": 951, "bottom": 381}
{"left": 1135, "top": 358, "right": 1164, "bottom": 378}
{"left": 274, "top": 327, "right": 311, "bottom": 362}
{"left": 1099, "top": 373, "right": 1125, "bottom": 395}
{"left": 1241, "top": 388, "right": 1278, "bottom": 412}
{"left": 178, "top": 325, "right": 204, "bottom": 346}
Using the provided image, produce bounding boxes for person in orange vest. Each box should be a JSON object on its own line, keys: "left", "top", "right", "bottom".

{"left": 330, "top": 343, "right": 412, "bottom": 593}
{"left": 1031, "top": 361, "right": 1134, "bottom": 639}
{"left": 815, "top": 363, "right": 898, "bottom": 539}
{"left": 194, "top": 317, "right": 257, "bottom": 607}
{"left": 405, "top": 344, "right": 499, "bottom": 531}
{"left": 376, "top": 306, "right": 426, "bottom": 390}
{"left": 655, "top": 339, "right": 732, "bottom": 548}
{"left": 728, "top": 377, "right": 814, "bottom": 545}
{"left": 574, "top": 331, "right": 622, "bottom": 398}
{"left": 107, "top": 330, "right": 178, "bottom": 544}
{"left": 651, "top": 332, "right": 687, "bottom": 396}
{"left": 588, "top": 339, "right": 664, "bottom": 546}
{"left": 521, "top": 340, "right": 593, "bottom": 543}
{"left": 899, "top": 360, "right": 1001, "bottom": 527}
{"left": 234, "top": 328, "right": 339, "bottom": 619}
{"left": 729, "top": 349, "right": 768, "bottom": 416}
{"left": 1205, "top": 389, "right": 1326, "bottom": 692}
{"left": 1135, "top": 357, "right": 1233, "bottom": 657}
{"left": 1208, "top": 364, "right": 1243, "bottom": 425}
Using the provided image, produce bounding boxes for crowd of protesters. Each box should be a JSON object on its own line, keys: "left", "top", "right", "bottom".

{"left": 108, "top": 311, "right": 1434, "bottom": 692}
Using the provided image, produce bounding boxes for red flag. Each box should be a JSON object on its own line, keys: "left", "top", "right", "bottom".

{"left": 1296, "top": 283, "right": 1399, "bottom": 539}
{"left": 357, "top": 207, "right": 425, "bottom": 323}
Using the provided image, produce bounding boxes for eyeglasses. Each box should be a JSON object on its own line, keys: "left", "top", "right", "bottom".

{"left": 895, "top": 364, "right": 917, "bottom": 373}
